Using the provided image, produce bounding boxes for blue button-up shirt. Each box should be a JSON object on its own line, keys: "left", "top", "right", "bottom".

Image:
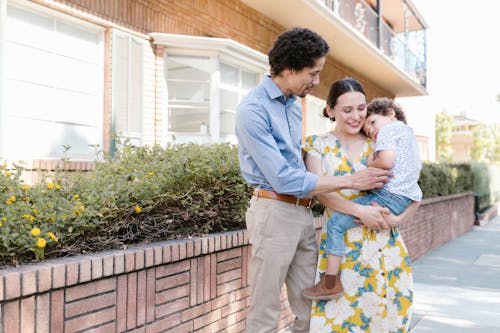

{"left": 235, "top": 76, "right": 318, "bottom": 197}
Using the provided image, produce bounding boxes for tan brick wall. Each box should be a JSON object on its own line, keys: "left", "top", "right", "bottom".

{"left": 0, "top": 193, "right": 474, "bottom": 332}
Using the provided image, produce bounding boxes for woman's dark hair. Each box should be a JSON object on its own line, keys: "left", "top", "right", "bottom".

{"left": 268, "top": 27, "right": 329, "bottom": 76}
{"left": 367, "top": 97, "right": 407, "bottom": 124}
{"left": 322, "top": 77, "right": 366, "bottom": 120}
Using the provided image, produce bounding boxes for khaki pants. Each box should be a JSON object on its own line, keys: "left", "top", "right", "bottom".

{"left": 245, "top": 196, "right": 318, "bottom": 333}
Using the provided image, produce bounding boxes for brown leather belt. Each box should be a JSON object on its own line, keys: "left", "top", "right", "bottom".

{"left": 253, "top": 189, "right": 313, "bottom": 208}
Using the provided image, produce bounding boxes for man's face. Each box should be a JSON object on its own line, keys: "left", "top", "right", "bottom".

{"left": 287, "top": 56, "right": 326, "bottom": 98}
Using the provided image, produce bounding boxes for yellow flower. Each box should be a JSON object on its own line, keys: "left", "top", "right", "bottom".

{"left": 33, "top": 208, "right": 39, "bottom": 215}
{"left": 55, "top": 184, "right": 61, "bottom": 190}
{"left": 4, "top": 171, "right": 11, "bottom": 177}
{"left": 8, "top": 195, "right": 16, "bottom": 202}
{"left": 21, "top": 185, "right": 29, "bottom": 191}
{"left": 73, "top": 194, "right": 80, "bottom": 199}
{"left": 134, "top": 206, "right": 142, "bottom": 213}
{"left": 0, "top": 222, "right": 2, "bottom": 227}
{"left": 36, "top": 238, "right": 46, "bottom": 248}
{"left": 1, "top": 217, "right": 6, "bottom": 222}
{"left": 47, "top": 182, "right": 54, "bottom": 189}
{"left": 23, "top": 196, "right": 30, "bottom": 202}
{"left": 23, "top": 214, "right": 35, "bottom": 222}
{"left": 31, "top": 227, "right": 41, "bottom": 237}
{"left": 47, "top": 232, "right": 58, "bottom": 242}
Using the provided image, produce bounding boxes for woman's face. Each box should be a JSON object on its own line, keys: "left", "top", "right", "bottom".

{"left": 326, "top": 91, "right": 367, "bottom": 135}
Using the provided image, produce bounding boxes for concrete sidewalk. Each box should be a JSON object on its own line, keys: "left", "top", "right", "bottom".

{"left": 410, "top": 215, "right": 500, "bottom": 332}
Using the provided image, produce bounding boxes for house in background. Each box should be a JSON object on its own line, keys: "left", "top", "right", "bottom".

{"left": 0, "top": 0, "right": 428, "bottom": 174}
{"left": 451, "top": 112, "right": 481, "bottom": 162}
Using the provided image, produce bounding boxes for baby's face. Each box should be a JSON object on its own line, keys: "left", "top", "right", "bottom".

{"left": 364, "top": 113, "right": 393, "bottom": 141}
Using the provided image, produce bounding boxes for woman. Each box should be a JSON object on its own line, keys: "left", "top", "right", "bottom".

{"left": 303, "top": 77, "right": 419, "bottom": 332}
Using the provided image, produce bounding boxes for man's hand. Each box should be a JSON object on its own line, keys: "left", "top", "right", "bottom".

{"left": 350, "top": 167, "right": 392, "bottom": 190}
{"left": 353, "top": 204, "right": 391, "bottom": 230}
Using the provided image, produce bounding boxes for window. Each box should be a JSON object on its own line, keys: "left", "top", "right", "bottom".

{"left": 305, "top": 95, "right": 331, "bottom": 137}
{"left": 152, "top": 33, "right": 267, "bottom": 144}
{"left": 112, "top": 32, "right": 144, "bottom": 146}
{"left": 2, "top": 3, "right": 103, "bottom": 160}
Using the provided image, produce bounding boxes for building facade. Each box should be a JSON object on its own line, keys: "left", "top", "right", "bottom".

{"left": 0, "top": 0, "right": 427, "bottom": 170}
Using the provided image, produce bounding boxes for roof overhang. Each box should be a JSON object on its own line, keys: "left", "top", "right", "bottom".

{"left": 241, "top": 0, "right": 427, "bottom": 97}
{"left": 150, "top": 33, "right": 269, "bottom": 72}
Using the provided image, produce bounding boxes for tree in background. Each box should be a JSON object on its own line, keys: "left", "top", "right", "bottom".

{"left": 471, "top": 124, "right": 494, "bottom": 162}
{"left": 435, "top": 110, "right": 453, "bottom": 162}
{"left": 493, "top": 124, "right": 500, "bottom": 163}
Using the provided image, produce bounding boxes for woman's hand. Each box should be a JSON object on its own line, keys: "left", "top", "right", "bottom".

{"left": 380, "top": 200, "right": 420, "bottom": 227}
{"left": 354, "top": 204, "right": 391, "bottom": 230}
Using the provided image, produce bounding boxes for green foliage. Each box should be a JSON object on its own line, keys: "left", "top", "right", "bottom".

{"left": 470, "top": 162, "right": 491, "bottom": 211}
{"left": 435, "top": 111, "right": 453, "bottom": 162}
{"left": 0, "top": 143, "right": 250, "bottom": 266}
{"left": 418, "top": 162, "right": 475, "bottom": 198}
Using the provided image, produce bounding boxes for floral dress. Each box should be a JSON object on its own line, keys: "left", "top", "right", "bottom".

{"left": 303, "top": 133, "right": 413, "bottom": 333}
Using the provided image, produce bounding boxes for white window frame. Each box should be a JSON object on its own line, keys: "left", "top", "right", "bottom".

{"left": 111, "top": 30, "right": 145, "bottom": 148}
{"left": 151, "top": 33, "right": 268, "bottom": 144}
{"left": 1, "top": 0, "right": 105, "bottom": 161}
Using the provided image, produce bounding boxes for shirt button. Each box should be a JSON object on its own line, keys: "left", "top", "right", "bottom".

{"left": 381, "top": 272, "right": 385, "bottom": 276}
{"left": 378, "top": 248, "right": 382, "bottom": 252}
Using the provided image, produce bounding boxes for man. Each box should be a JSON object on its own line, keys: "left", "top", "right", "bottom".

{"left": 235, "top": 27, "right": 391, "bottom": 332}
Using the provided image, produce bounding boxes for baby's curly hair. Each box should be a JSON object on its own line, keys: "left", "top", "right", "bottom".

{"left": 268, "top": 27, "right": 329, "bottom": 76}
{"left": 367, "top": 97, "right": 407, "bottom": 124}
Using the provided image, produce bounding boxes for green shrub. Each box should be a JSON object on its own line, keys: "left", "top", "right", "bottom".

{"left": 470, "top": 162, "right": 491, "bottom": 212}
{"left": 0, "top": 143, "right": 250, "bottom": 266}
{"left": 418, "top": 162, "right": 475, "bottom": 199}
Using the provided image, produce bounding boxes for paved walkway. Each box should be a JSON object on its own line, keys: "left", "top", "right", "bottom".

{"left": 410, "top": 215, "right": 500, "bottom": 332}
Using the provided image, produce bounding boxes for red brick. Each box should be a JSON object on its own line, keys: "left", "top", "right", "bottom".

{"left": 146, "top": 268, "right": 156, "bottom": 323}
{"left": 221, "top": 299, "right": 246, "bottom": 317}
{"left": 211, "top": 293, "right": 233, "bottom": 310}
{"left": 36, "top": 293, "right": 50, "bottom": 332}
{"left": 156, "top": 284, "right": 190, "bottom": 304}
{"left": 22, "top": 270, "right": 37, "bottom": 296}
{"left": 20, "top": 296, "right": 35, "bottom": 332}
{"left": 194, "top": 239, "right": 202, "bottom": 256}
{"left": 217, "top": 279, "right": 242, "bottom": 296}
{"left": 79, "top": 259, "right": 92, "bottom": 283}
{"left": 241, "top": 246, "right": 248, "bottom": 287}
{"left": 51, "top": 290, "right": 64, "bottom": 333}
{"left": 164, "top": 321, "right": 193, "bottom": 333}
{"left": 214, "top": 235, "right": 221, "bottom": 252}
{"left": 51, "top": 264, "right": 65, "bottom": 289}
{"left": 181, "top": 301, "right": 211, "bottom": 322}
{"left": 201, "top": 237, "right": 209, "bottom": 255}
{"left": 163, "top": 244, "right": 172, "bottom": 263}
{"left": 155, "top": 296, "right": 190, "bottom": 318}
{"left": 90, "top": 322, "right": 117, "bottom": 333}
{"left": 154, "top": 246, "right": 163, "bottom": 265}
{"left": 171, "top": 243, "right": 180, "bottom": 261}
{"left": 193, "top": 308, "right": 221, "bottom": 330}
{"left": 5, "top": 271, "right": 21, "bottom": 299}
{"left": 136, "top": 250, "right": 145, "bottom": 270}
{"left": 114, "top": 253, "right": 125, "bottom": 274}
{"left": 125, "top": 251, "right": 136, "bottom": 272}
{"left": 66, "top": 261, "right": 79, "bottom": 286}
{"left": 179, "top": 242, "right": 187, "bottom": 260}
{"left": 4, "top": 300, "right": 20, "bottom": 333}
{"left": 66, "top": 278, "right": 116, "bottom": 302}
{"left": 197, "top": 258, "right": 204, "bottom": 304}
{"left": 116, "top": 275, "right": 128, "bottom": 332}
{"left": 156, "top": 260, "right": 190, "bottom": 278}
{"left": 190, "top": 258, "right": 198, "bottom": 306}
{"left": 220, "top": 235, "right": 227, "bottom": 250}
{"left": 203, "top": 255, "right": 211, "bottom": 301}
{"left": 156, "top": 271, "right": 190, "bottom": 291}
{"left": 127, "top": 272, "right": 138, "bottom": 329}
{"left": 65, "top": 292, "right": 116, "bottom": 318}
{"left": 137, "top": 270, "right": 147, "bottom": 326}
{"left": 37, "top": 266, "right": 52, "bottom": 293}
{"left": 145, "top": 248, "right": 154, "bottom": 267}
{"left": 65, "top": 307, "right": 115, "bottom": 332}
{"left": 217, "top": 248, "right": 241, "bottom": 262}
{"left": 0, "top": 275, "right": 3, "bottom": 301}
{"left": 103, "top": 254, "right": 114, "bottom": 277}
{"left": 210, "top": 254, "right": 217, "bottom": 300}
{"left": 217, "top": 257, "right": 241, "bottom": 274}
{"left": 146, "top": 313, "right": 181, "bottom": 333}
{"left": 208, "top": 236, "right": 215, "bottom": 253}
{"left": 92, "top": 257, "right": 103, "bottom": 280}
{"left": 217, "top": 268, "right": 241, "bottom": 284}
{"left": 186, "top": 241, "right": 194, "bottom": 258}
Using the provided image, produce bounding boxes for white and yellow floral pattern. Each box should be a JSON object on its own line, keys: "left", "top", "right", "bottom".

{"left": 304, "top": 133, "right": 413, "bottom": 333}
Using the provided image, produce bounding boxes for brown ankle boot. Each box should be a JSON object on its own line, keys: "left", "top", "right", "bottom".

{"left": 302, "top": 274, "right": 343, "bottom": 301}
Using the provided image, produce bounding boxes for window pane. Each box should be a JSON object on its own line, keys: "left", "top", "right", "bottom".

{"left": 169, "top": 107, "right": 209, "bottom": 133}
{"left": 221, "top": 62, "right": 238, "bottom": 85}
{"left": 242, "top": 70, "right": 259, "bottom": 89}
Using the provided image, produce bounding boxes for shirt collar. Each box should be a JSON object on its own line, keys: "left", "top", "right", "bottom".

{"left": 262, "top": 75, "right": 297, "bottom": 105}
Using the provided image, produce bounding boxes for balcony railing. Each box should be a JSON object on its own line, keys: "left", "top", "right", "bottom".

{"left": 321, "top": 0, "right": 427, "bottom": 88}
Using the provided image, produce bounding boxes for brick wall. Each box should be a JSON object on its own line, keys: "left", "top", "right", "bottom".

{"left": 0, "top": 193, "right": 474, "bottom": 332}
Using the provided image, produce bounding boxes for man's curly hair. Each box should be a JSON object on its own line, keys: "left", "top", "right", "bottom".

{"left": 268, "top": 27, "right": 329, "bottom": 76}
{"left": 367, "top": 97, "right": 407, "bottom": 124}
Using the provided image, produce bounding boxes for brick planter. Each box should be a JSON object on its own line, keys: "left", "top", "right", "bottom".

{"left": 0, "top": 192, "right": 474, "bottom": 332}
